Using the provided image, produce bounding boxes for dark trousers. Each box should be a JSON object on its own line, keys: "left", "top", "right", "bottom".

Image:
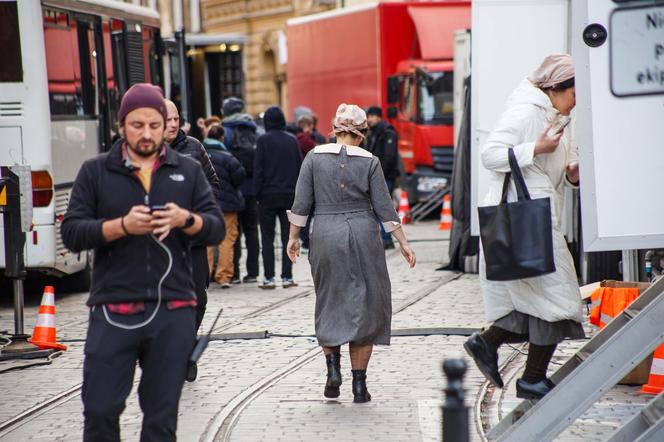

{"left": 82, "top": 304, "right": 195, "bottom": 442}
{"left": 258, "top": 206, "right": 292, "bottom": 279}
{"left": 233, "top": 196, "right": 260, "bottom": 279}
{"left": 379, "top": 179, "right": 394, "bottom": 242}
{"left": 192, "top": 246, "right": 209, "bottom": 331}
{"left": 300, "top": 216, "right": 312, "bottom": 249}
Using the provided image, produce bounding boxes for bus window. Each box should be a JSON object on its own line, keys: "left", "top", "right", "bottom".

{"left": 143, "top": 26, "right": 157, "bottom": 84}
{"left": 104, "top": 19, "right": 125, "bottom": 139}
{"left": 43, "top": 9, "right": 96, "bottom": 118}
{"left": 0, "top": 1, "right": 22, "bottom": 82}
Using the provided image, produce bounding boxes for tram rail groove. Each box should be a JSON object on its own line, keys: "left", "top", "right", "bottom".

{"left": 0, "top": 286, "right": 315, "bottom": 438}
{"left": 0, "top": 252, "right": 461, "bottom": 439}
{"left": 204, "top": 272, "right": 463, "bottom": 441}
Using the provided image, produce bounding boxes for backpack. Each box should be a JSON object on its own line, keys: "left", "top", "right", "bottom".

{"left": 228, "top": 125, "right": 257, "bottom": 177}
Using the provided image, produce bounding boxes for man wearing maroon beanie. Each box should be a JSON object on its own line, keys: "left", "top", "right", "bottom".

{"left": 62, "top": 83, "right": 223, "bottom": 441}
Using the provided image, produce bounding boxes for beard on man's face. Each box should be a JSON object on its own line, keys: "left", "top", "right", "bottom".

{"left": 127, "top": 139, "right": 163, "bottom": 158}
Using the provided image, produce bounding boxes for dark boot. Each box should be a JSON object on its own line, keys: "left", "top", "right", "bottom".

{"left": 352, "top": 370, "right": 371, "bottom": 403}
{"left": 516, "top": 378, "right": 555, "bottom": 400}
{"left": 324, "top": 353, "right": 342, "bottom": 398}
{"left": 464, "top": 332, "right": 504, "bottom": 388}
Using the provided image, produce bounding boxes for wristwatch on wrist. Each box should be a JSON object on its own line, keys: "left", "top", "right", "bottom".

{"left": 183, "top": 212, "right": 195, "bottom": 229}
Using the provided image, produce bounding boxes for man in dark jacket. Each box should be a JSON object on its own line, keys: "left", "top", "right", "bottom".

{"left": 61, "top": 84, "right": 224, "bottom": 441}
{"left": 366, "top": 105, "right": 399, "bottom": 249}
{"left": 254, "top": 106, "right": 302, "bottom": 289}
{"left": 222, "top": 97, "right": 260, "bottom": 283}
{"left": 164, "top": 100, "right": 221, "bottom": 322}
{"left": 165, "top": 99, "right": 222, "bottom": 382}
{"left": 203, "top": 125, "right": 246, "bottom": 288}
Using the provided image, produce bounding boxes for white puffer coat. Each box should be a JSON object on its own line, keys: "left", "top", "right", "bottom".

{"left": 479, "top": 78, "right": 583, "bottom": 324}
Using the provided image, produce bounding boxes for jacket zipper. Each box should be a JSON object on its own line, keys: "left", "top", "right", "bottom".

{"left": 125, "top": 168, "right": 153, "bottom": 298}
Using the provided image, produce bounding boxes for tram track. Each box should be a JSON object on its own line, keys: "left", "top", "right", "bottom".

{"left": 202, "top": 272, "right": 463, "bottom": 442}
{"left": 0, "top": 286, "right": 316, "bottom": 438}
{"left": 0, "top": 247, "right": 456, "bottom": 440}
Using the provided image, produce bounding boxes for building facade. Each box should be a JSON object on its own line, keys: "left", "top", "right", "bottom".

{"left": 201, "top": 0, "right": 337, "bottom": 118}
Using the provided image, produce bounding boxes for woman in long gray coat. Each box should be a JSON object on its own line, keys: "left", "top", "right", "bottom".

{"left": 286, "top": 104, "right": 416, "bottom": 403}
{"left": 464, "top": 54, "right": 584, "bottom": 400}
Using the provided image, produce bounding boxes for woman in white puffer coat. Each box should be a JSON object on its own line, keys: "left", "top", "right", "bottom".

{"left": 464, "top": 54, "right": 585, "bottom": 401}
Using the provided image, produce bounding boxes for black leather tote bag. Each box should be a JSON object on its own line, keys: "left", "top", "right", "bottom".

{"left": 478, "top": 148, "right": 555, "bottom": 281}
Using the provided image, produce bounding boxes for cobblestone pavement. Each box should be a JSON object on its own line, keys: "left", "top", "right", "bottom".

{"left": 0, "top": 221, "right": 656, "bottom": 441}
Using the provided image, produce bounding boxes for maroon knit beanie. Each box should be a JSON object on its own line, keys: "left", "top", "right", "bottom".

{"left": 118, "top": 83, "right": 167, "bottom": 124}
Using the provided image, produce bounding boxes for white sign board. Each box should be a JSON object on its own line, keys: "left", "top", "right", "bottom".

{"left": 574, "top": 0, "right": 664, "bottom": 251}
{"left": 610, "top": 5, "right": 664, "bottom": 97}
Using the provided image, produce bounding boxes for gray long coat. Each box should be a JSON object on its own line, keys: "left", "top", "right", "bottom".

{"left": 288, "top": 144, "right": 401, "bottom": 346}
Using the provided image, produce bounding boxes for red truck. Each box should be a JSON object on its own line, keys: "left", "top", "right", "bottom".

{"left": 287, "top": 1, "right": 470, "bottom": 203}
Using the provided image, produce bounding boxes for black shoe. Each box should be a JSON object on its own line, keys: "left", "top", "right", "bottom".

{"left": 324, "top": 353, "right": 342, "bottom": 398}
{"left": 463, "top": 332, "right": 504, "bottom": 388}
{"left": 516, "top": 378, "right": 555, "bottom": 400}
{"left": 352, "top": 370, "right": 372, "bottom": 403}
{"left": 230, "top": 277, "right": 241, "bottom": 285}
{"left": 186, "top": 360, "right": 198, "bottom": 382}
{"left": 242, "top": 275, "right": 258, "bottom": 283}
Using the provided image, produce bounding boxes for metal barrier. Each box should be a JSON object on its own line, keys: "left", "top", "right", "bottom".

{"left": 411, "top": 186, "right": 449, "bottom": 223}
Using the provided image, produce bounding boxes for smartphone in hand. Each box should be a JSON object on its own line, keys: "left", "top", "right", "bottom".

{"left": 150, "top": 204, "right": 167, "bottom": 213}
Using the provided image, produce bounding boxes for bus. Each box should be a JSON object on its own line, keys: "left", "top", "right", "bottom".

{"left": 0, "top": 0, "right": 164, "bottom": 290}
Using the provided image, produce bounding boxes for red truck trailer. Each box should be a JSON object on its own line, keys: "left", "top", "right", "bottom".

{"left": 287, "top": 1, "right": 470, "bottom": 203}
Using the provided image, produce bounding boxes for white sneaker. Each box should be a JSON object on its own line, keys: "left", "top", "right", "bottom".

{"left": 282, "top": 278, "right": 298, "bottom": 288}
{"left": 259, "top": 278, "right": 276, "bottom": 289}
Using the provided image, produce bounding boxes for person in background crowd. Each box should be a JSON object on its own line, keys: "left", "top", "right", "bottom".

{"left": 295, "top": 114, "right": 318, "bottom": 251}
{"left": 203, "top": 125, "right": 246, "bottom": 288}
{"left": 366, "top": 106, "right": 399, "bottom": 250}
{"left": 296, "top": 114, "right": 317, "bottom": 158}
{"left": 286, "top": 103, "right": 416, "bottom": 403}
{"left": 164, "top": 99, "right": 223, "bottom": 382}
{"left": 311, "top": 113, "right": 327, "bottom": 145}
{"left": 254, "top": 106, "right": 302, "bottom": 289}
{"left": 61, "top": 84, "right": 224, "bottom": 441}
{"left": 464, "top": 54, "right": 584, "bottom": 401}
{"left": 197, "top": 115, "right": 222, "bottom": 140}
{"left": 222, "top": 97, "right": 260, "bottom": 284}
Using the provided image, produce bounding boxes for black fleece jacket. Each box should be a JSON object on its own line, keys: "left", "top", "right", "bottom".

{"left": 170, "top": 130, "right": 221, "bottom": 200}
{"left": 254, "top": 107, "right": 302, "bottom": 207}
{"left": 61, "top": 143, "right": 224, "bottom": 306}
{"left": 204, "top": 140, "right": 246, "bottom": 212}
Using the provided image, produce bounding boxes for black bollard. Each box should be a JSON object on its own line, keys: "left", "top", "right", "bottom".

{"left": 442, "top": 358, "right": 469, "bottom": 442}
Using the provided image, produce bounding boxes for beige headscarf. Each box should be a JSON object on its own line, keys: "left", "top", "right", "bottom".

{"left": 332, "top": 103, "right": 368, "bottom": 139}
{"left": 528, "top": 54, "right": 575, "bottom": 89}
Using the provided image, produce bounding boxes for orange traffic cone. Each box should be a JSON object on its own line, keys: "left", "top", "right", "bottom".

{"left": 29, "top": 286, "right": 67, "bottom": 351}
{"left": 439, "top": 194, "right": 452, "bottom": 231}
{"left": 397, "top": 190, "right": 411, "bottom": 224}
{"left": 641, "top": 343, "right": 664, "bottom": 394}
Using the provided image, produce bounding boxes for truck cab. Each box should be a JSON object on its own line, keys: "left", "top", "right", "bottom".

{"left": 388, "top": 60, "right": 455, "bottom": 204}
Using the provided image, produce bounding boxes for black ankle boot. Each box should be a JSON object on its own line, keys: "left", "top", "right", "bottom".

{"left": 324, "top": 353, "right": 342, "bottom": 398}
{"left": 352, "top": 370, "right": 371, "bottom": 403}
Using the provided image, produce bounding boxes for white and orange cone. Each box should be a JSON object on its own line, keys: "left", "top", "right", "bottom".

{"left": 439, "top": 194, "right": 452, "bottom": 231}
{"left": 29, "top": 286, "right": 67, "bottom": 351}
{"left": 397, "top": 190, "right": 411, "bottom": 224}
{"left": 642, "top": 343, "right": 664, "bottom": 395}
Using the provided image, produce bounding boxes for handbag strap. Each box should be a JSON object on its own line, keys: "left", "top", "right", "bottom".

{"left": 507, "top": 148, "right": 531, "bottom": 201}
{"left": 500, "top": 172, "right": 511, "bottom": 203}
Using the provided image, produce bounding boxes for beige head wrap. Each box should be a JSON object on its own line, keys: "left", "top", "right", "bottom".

{"left": 528, "top": 54, "right": 575, "bottom": 89}
{"left": 332, "top": 103, "right": 368, "bottom": 138}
